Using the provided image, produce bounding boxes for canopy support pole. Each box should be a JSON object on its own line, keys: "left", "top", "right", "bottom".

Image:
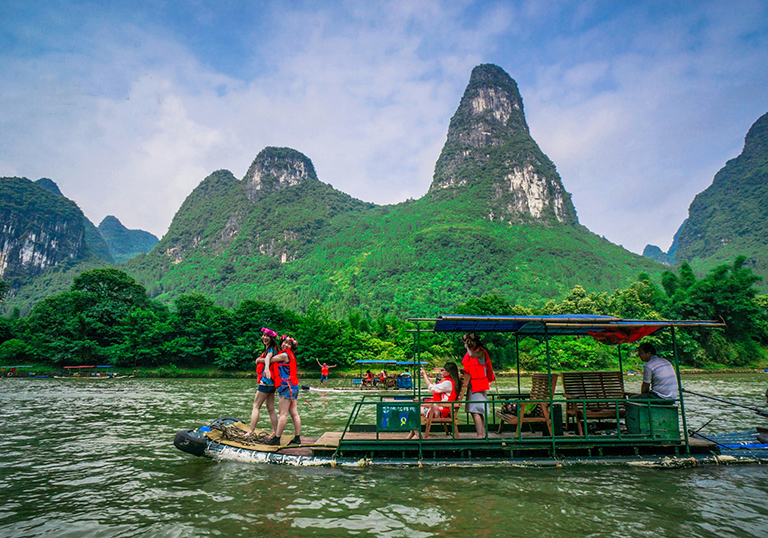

{"left": 515, "top": 335, "right": 521, "bottom": 396}
{"left": 672, "top": 326, "right": 690, "bottom": 454}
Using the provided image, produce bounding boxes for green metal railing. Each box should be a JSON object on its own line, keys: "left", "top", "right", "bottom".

{"left": 332, "top": 392, "right": 684, "bottom": 460}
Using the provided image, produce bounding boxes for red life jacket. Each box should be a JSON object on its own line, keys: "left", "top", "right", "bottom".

{"left": 256, "top": 348, "right": 279, "bottom": 383}
{"left": 283, "top": 349, "right": 300, "bottom": 385}
{"left": 321, "top": 365, "right": 329, "bottom": 376}
{"left": 462, "top": 347, "right": 494, "bottom": 392}
{"left": 426, "top": 375, "right": 456, "bottom": 418}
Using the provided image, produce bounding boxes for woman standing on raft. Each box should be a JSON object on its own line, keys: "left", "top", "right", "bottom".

{"left": 461, "top": 333, "right": 495, "bottom": 438}
{"left": 245, "top": 328, "right": 280, "bottom": 438}
{"left": 263, "top": 335, "right": 302, "bottom": 445}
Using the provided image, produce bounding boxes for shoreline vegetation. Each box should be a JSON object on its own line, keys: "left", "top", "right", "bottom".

{"left": 2, "top": 257, "right": 768, "bottom": 374}
{"left": 4, "top": 365, "right": 767, "bottom": 379}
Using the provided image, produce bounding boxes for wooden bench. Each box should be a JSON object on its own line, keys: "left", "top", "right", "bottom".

{"left": 496, "top": 373, "right": 559, "bottom": 436}
{"left": 561, "top": 371, "right": 627, "bottom": 435}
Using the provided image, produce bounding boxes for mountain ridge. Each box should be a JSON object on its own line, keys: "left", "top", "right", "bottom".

{"left": 643, "top": 111, "right": 768, "bottom": 288}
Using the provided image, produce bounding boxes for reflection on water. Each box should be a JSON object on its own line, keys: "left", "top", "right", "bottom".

{"left": 1, "top": 374, "right": 767, "bottom": 537}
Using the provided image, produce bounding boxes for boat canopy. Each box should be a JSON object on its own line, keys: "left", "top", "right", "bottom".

{"left": 63, "top": 365, "right": 113, "bottom": 369}
{"left": 413, "top": 315, "right": 724, "bottom": 344}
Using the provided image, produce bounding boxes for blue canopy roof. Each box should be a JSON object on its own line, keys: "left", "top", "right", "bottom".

{"left": 412, "top": 315, "right": 724, "bottom": 344}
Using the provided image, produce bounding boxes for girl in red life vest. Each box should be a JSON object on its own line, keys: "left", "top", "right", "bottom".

{"left": 263, "top": 335, "right": 302, "bottom": 446}
{"left": 462, "top": 332, "right": 495, "bottom": 439}
{"left": 406, "top": 362, "right": 461, "bottom": 439}
{"left": 245, "top": 328, "right": 280, "bottom": 437}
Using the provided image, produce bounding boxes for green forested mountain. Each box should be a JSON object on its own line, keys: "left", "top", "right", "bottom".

{"left": 2, "top": 65, "right": 766, "bottom": 371}
{"left": 34, "top": 178, "right": 114, "bottom": 264}
{"left": 98, "top": 216, "right": 159, "bottom": 264}
{"left": 644, "top": 111, "right": 768, "bottom": 289}
{"left": 674, "top": 111, "right": 768, "bottom": 286}
{"left": 122, "top": 65, "right": 662, "bottom": 317}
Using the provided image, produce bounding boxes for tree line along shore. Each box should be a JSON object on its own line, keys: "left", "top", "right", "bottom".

{"left": 1, "top": 256, "right": 767, "bottom": 373}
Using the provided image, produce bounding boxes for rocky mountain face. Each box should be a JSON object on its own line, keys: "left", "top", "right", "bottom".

{"left": 119, "top": 65, "right": 658, "bottom": 313}
{"left": 645, "top": 111, "right": 768, "bottom": 285}
{"left": 430, "top": 64, "right": 578, "bottom": 226}
{"left": 98, "top": 216, "right": 159, "bottom": 264}
{"left": 141, "top": 147, "right": 373, "bottom": 278}
{"left": 0, "top": 177, "right": 89, "bottom": 287}
{"left": 4, "top": 64, "right": 664, "bottom": 316}
{"left": 34, "top": 178, "right": 113, "bottom": 264}
{"left": 243, "top": 146, "right": 319, "bottom": 201}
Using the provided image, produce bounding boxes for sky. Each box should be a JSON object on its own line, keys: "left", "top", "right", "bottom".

{"left": 1, "top": 0, "right": 767, "bottom": 255}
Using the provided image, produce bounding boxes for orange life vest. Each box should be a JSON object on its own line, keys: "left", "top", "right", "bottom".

{"left": 256, "top": 348, "right": 279, "bottom": 383}
{"left": 426, "top": 375, "right": 456, "bottom": 417}
{"left": 462, "top": 347, "right": 494, "bottom": 392}
{"left": 278, "top": 349, "right": 300, "bottom": 386}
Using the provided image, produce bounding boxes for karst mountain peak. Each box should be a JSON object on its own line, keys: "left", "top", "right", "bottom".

{"left": 430, "top": 63, "right": 578, "bottom": 227}
{"left": 242, "top": 147, "right": 319, "bottom": 201}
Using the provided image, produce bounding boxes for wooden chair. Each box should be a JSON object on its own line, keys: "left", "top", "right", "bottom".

{"left": 496, "top": 373, "right": 559, "bottom": 436}
{"left": 421, "top": 373, "right": 471, "bottom": 439}
{"left": 561, "top": 371, "right": 627, "bottom": 435}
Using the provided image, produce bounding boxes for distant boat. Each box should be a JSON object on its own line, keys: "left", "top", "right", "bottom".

{"left": 55, "top": 365, "right": 127, "bottom": 378}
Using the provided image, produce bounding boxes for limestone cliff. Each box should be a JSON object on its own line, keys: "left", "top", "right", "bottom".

{"left": 243, "top": 147, "right": 319, "bottom": 201}
{"left": 429, "top": 64, "right": 578, "bottom": 226}
{"left": 145, "top": 149, "right": 371, "bottom": 274}
{"left": 0, "top": 177, "right": 88, "bottom": 286}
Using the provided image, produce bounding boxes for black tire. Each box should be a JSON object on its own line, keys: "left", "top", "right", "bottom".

{"left": 174, "top": 429, "right": 208, "bottom": 457}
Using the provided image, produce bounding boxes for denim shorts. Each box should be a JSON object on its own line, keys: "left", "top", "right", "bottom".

{"left": 277, "top": 382, "right": 299, "bottom": 400}
{"left": 257, "top": 376, "right": 275, "bottom": 394}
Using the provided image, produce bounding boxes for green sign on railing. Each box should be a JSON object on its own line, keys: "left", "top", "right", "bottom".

{"left": 377, "top": 404, "right": 420, "bottom": 431}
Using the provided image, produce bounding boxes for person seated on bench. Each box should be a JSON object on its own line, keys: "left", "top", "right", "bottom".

{"left": 362, "top": 370, "right": 374, "bottom": 388}
{"left": 375, "top": 370, "right": 387, "bottom": 387}
{"left": 632, "top": 343, "right": 678, "bottom": 400}
{"left": 406, "top": 362, "right": 461, "bottom": 439}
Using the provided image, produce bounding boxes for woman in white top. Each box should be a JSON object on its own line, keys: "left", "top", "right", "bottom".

{"left": 406, "top": 362, "right": 461, "bottom": 439}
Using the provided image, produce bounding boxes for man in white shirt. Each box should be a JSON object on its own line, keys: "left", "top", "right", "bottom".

{"left": 636, "top": 343, "right": 678, "bottom": 400}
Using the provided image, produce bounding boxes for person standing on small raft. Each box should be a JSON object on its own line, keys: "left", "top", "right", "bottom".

{"left": 245, "top": 328, "right": 280, "bottom": 437}
{"left": 263, "top": 335, "right": 302, "bottom": 446}
{"left": 462, "top": 333, "right": 495, "bottom": 438}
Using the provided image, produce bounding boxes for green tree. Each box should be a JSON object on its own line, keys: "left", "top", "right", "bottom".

{"left": 295, "top": 303, "right": 353, "bottom": 368}
{"left": 167, "top": 294, "right": 232, "bottom": 366}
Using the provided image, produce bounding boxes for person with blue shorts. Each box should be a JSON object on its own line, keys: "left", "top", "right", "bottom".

{"left": 264, "top": 335, "right": 302, "bottom": 446}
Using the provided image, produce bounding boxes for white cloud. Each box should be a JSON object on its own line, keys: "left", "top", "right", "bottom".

{"left": 0, "top": 0, "right": 766, "bottom": 256}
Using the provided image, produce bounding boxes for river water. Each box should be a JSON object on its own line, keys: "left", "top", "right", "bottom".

{"left": 1, "top": 374, "right": 767, "bottom": 537}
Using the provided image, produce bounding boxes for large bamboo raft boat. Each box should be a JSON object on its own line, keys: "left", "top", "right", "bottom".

{"left": 174, "top": 315, "right": 768, "bottom": 467}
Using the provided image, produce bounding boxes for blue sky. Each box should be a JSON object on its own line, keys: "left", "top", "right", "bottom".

{"left": 1, "top": 0, "right": 767, "bottom": 255}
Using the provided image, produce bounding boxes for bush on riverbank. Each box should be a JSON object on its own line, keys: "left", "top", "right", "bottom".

{"left": 1, "top": 259, "right": 767, "bottom": 372}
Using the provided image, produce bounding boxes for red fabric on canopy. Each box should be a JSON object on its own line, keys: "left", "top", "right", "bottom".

{"left": 587, "top": 326, "right": 662, "bottom": 344}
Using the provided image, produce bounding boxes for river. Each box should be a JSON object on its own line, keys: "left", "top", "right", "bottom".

{"left": 1, "top": 374, "right": 767, "bottom": 537}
